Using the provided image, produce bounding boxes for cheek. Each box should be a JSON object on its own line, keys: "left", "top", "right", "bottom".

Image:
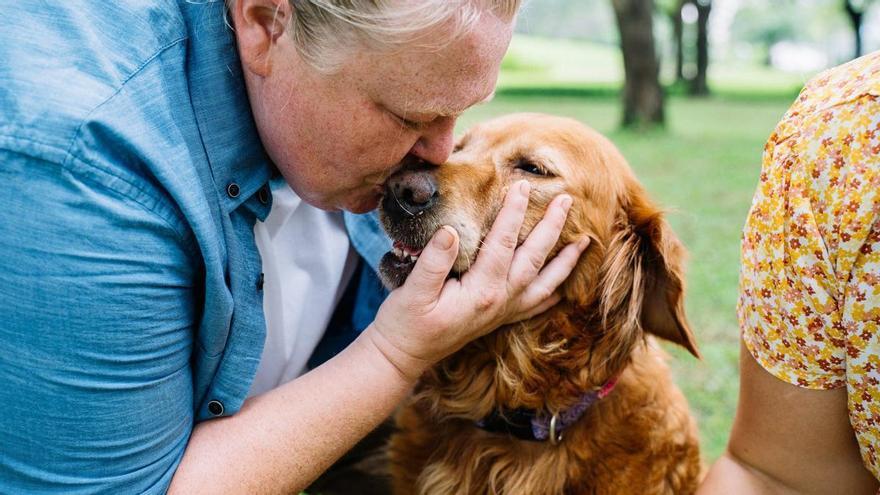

{"left": 435, "top": 167, "right": 503, "bottom": 270}
{"left": 520, "top": 182, "right": 569, "bottom": 237}
{"left": 348, "top": 103, "right": 419, "bottom": 161}
{"left": 518, "top": 189, "right": 556, "bottom": 240}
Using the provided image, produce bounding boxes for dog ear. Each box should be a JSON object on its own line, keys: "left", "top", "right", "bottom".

{"left": 606, "top": 188, "right": 700, "bottom": 358}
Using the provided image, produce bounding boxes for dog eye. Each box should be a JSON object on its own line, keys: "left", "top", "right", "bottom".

{"left": 514, "top": 158, "right": 551, "bottom": 176}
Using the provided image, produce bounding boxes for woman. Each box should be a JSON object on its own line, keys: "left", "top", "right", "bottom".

{"left": 0, "top": 0, "right": 587, "bottom": 493}
{"left": 699, "top": 51, "right": 880, "bottom": 493}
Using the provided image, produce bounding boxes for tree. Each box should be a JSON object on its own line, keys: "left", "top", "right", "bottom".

{"left": 611, "top": 0, "right": 665, "bottom": 128}
{"left": 844, "top": 0, "right": 874, "bottom": 59}
{"left": 659, "top": 0, "right": 712, "bottom": 95}
{"left": 658, "top": 0, "right": 686, "bottom": 83}
{"left": 690, "top": 0, "right": 711, "bottom": 96}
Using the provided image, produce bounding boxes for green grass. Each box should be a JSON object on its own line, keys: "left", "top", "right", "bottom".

{"left": 455, "top": 93, "right": 794, "bottom": 461}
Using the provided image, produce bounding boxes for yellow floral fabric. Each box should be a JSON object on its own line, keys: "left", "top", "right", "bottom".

{"left": 739, "top": 51, "right": 880, "bottom": 479}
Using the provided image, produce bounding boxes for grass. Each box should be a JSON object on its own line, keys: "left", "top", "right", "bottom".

{"left": 455, "top": 93, "right": 794, "bottom": 461}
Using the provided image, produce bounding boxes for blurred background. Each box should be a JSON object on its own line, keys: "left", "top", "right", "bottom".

{"left": 456, "top": 0, "right": 880, "bottom": 462}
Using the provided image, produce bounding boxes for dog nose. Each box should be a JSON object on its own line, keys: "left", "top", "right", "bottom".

{"left": 384, "top": 168, "right": 439, "bottom": 217}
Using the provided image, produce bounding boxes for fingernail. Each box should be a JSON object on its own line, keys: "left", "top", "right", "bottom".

{"left": 518, "top": 180, "right": 530, "bottom": 196}
{"left": 559, "top": 195, "right": 572, "bottom": 211}
{"left": 578, "top": 237, "right": 591, "bottom": 250}
{"left": 432, "top": 226, "right": 455, "bottom": 250}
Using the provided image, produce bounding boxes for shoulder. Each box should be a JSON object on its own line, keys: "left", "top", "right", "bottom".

{"left": 0, "top": 0, "right": 189, "bottom": 155}
{"left": 772, "top": 51, "right": 880, "bottom": 144}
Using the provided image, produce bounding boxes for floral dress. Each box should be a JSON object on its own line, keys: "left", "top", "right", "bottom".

{"left": 739, "top": 51, "right": 880, "bottom": 479}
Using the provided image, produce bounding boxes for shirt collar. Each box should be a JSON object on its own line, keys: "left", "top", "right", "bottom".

{"left": 180, "top": 0, "right": 274, "bottom": 214}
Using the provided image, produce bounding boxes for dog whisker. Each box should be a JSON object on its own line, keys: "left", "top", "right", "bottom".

{"left": 391, "top": 188, "right": 416, "bottom": 217}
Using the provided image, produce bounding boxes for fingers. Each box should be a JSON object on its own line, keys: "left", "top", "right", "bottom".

{"left": 508, "top": 194, "right": 572, "bottom": 289}
{"left": 471, "top": 181, "right": 531, "bottom": 279}
{"left": 518, "top": 237, "right": 591, "bottom": 309}
{"left": 402, "top": 226, "right": 460, "bottom": 308}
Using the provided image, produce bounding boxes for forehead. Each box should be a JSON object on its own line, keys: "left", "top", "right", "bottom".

{"left": 462, "top": 115, "right": 608, "bottom": 171}
{"left": 460, "top": 114, "right": 633, "bottom": 201}
{"left": 352, "top": 15, "right": 513, "bottom": 115}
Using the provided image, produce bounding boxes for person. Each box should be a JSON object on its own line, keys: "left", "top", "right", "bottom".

{"left": 0, "top": 0, "right": 589, "bottom": 493}
{"left": 698, "top": 51, "right": 880, "bottom": 493}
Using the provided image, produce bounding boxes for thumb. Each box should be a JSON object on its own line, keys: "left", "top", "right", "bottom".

{"left": 402, "top": 226, "right": 459, "bottom": 306}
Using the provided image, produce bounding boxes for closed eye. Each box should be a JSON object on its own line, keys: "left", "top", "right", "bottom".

{"left": 395, "top": 114, "right": 427, "bottom": 131}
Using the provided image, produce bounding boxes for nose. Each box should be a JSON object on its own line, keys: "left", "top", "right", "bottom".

{"left": 384, "top": 166, "right": 439, "bottom": 217}
{"left": 409, "top": 116, "right": 456, "bottom": 165}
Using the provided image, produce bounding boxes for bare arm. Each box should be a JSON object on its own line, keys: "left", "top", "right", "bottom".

{"left": 170, "top": 183, "right": 587, "bottom": 493}
{"left": 698, "top": 341, "right": 878, "bottom": 494}
{"left": 169, "top": 328, "right": 413, "bottom": 494}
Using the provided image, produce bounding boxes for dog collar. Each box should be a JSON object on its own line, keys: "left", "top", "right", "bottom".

{"left": 474, "top": 377, "right": 618, "bottom": 444}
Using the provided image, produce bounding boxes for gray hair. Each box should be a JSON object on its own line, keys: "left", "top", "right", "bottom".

{"left": 237, "top": 0, "right": 521, "bottom": 73}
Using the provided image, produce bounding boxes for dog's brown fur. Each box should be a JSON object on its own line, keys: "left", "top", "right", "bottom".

{"left": 384, "top": 114, "right": 702, "bottom": 495}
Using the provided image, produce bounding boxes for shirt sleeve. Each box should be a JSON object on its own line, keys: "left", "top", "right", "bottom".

{"left": 0, "top": 149, "right": 197, "bottom": 493}
{"left": 738, "top": 95, "right": 880, "bottom": 390}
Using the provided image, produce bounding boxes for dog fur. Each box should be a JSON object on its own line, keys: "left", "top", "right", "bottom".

{"left": 379, "top": 113, "right": 703, "bottom": 495}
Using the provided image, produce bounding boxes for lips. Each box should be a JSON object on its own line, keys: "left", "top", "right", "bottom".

{"left": 379, "top": 240, "right": 424, "bottom": 288}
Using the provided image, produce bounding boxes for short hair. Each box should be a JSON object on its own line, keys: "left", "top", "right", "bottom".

{"left": 233, "top": 0, "right": 521, "bottom": 73}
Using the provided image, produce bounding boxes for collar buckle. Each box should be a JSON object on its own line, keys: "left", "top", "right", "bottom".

{"left": 549, "top": 414, "right": 563, "bottom": 445}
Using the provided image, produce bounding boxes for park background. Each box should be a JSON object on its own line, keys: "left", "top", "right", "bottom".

{"left": 455, "top": 0, "right": 880, "bottom": 461}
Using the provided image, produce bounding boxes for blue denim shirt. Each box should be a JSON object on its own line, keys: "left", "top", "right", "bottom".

{"left": 0, "top": 0, "right": 389, "bottom": 492}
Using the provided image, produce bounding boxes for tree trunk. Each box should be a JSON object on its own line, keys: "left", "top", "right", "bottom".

{"left": 673, "top": 1, "right": 684, "bottom": 83}
{"left": 689, "top": 0, "right": 711, "bottom": 95}
{"left": 612, "top": 0, "right": 665, "bottom": 128}
{"left": 844, "top": 0, "right": 864, "bottom": 59}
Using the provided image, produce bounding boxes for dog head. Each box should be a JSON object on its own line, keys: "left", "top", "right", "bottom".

{"left": 378, "top": 113, "right": 698, "bottom": 408}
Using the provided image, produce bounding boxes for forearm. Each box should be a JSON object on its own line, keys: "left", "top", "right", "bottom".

{"left": 700, "top": 450, "right": 879, "bottom": 495}
{"left": 698, "top": 453, "right": 800, "bottom": 495}
{"left": 169, "top": 325, "right": 416, "bottom": 494}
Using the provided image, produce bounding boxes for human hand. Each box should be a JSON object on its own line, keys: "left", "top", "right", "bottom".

{"left": 365, "top": 180, "right": 590, "bottom": 381}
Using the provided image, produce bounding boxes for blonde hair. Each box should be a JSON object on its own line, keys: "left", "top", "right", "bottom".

{"left": 240, "top": 0, "right": 521, "bottom": 72}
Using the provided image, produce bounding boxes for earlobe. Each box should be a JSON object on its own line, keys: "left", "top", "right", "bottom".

{"left": 232, "top": 0, "right": 291, "bottom": 77}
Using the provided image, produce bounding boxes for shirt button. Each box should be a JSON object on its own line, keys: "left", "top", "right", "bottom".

{"left": 207, "top": 400, "right": 224, "bottom": 416}
{"left": 256, "top": 272, "right": 264, "bottom": 291}
{"left": 258, "top": 185, "right": 270, "bottom": 205}
{"left": 226, "top": 182, "right": 240, "bottom": 198}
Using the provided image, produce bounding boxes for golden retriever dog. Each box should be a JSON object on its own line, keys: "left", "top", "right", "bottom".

{"left": 377, "top": 113, "right": 702, "bottom": 495}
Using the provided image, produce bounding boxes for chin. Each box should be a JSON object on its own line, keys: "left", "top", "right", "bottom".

{"left": 340, "top": 190, "right": 383, "bottom": 214}
{"left": 345, "top": 201, "right": 379, "bottom": 214}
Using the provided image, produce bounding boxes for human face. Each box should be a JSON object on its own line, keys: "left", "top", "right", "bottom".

{"left": 241, "top": 12, "right": 514, "bottom": 213}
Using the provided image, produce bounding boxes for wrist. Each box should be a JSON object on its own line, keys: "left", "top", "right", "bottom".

{"left": 359, "top": 323, "right": 432, "bottom": 383}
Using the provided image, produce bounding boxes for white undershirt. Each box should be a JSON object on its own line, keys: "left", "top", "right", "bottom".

{"left": 249, "top": 182, "right": 358, "bottom": 397}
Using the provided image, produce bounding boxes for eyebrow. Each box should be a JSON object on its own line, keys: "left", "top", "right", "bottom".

{"left": 409, "top": 90, "right": 497, "bottom": 118}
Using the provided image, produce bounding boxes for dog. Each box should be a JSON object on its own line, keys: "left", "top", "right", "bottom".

{"left": 377, "top": 113, "right": 702, "bottom": 495}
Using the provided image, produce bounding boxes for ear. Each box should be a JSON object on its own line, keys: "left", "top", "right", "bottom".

{"left": 231, "top": 0, "right": 292, "bottom": 77}
{"left": 620, "top": 190, "right": 700, "bottom": 358}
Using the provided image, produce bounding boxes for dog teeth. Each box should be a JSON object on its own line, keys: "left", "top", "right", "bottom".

{"left": 391, "top": 244, "right": 420, "bottom": 262}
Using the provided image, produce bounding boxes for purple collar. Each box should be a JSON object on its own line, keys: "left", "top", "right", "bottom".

{"left": 475, "top": 377, "right": 618, "bottom": 444}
